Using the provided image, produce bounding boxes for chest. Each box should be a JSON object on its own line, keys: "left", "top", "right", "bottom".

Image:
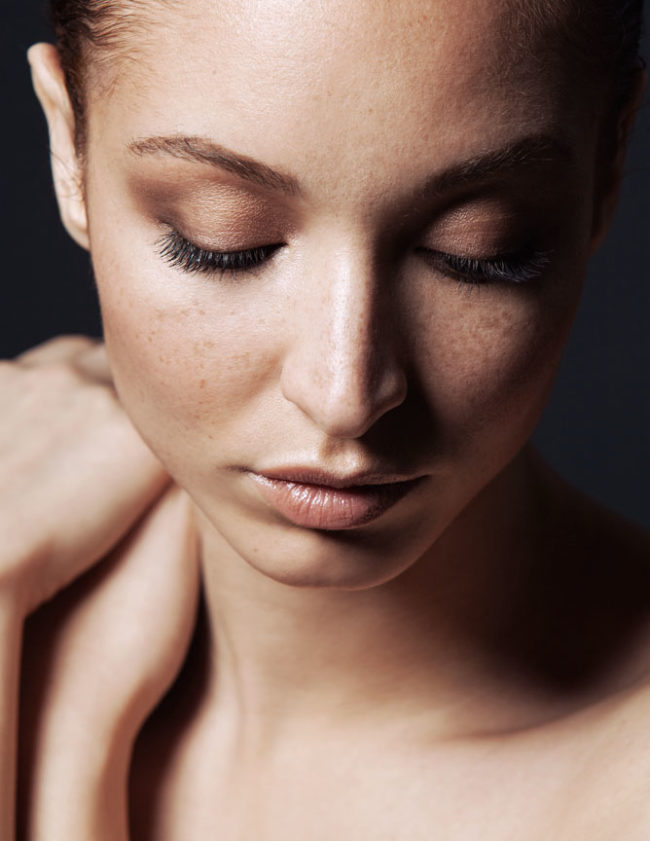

{"left": 130, "top": 729, "right": 646, "bottom": 841}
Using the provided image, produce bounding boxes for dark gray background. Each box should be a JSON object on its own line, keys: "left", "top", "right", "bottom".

{"left": 2, "top": 1, "right": 649, "bottom": 529}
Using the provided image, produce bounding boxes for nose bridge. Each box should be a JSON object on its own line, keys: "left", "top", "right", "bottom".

{"left": 327, "top": 254, "right": 384, "bottom": 392}
{"left": 280, "top": 242, "right": 407, "bottom": 438}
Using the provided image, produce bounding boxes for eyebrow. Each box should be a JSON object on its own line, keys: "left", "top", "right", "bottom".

{"left": 128, "top": 135, "right": 301, "bottom": 195}
{"left": 127, "top": 133, "right": 575, "bottom": 198}
{"left": 425, "top": 134, "right": 576, "bottom": 196}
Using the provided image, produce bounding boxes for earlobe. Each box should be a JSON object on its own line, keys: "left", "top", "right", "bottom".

{"left": 589, "top": 68, "right": 648, "bottom": 255}
{"left": 27, "top": 43, "right": 90, "bottom": 251}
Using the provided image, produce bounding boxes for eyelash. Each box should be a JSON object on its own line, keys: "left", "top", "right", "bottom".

{"left": 158, "top": 229, "right": 281, "bottom": 275}
{"left": 422, "top": 248, "right": 552, "bottom": 287}
{"left": 157, "top": 228, "right": 551, "bottom": 286}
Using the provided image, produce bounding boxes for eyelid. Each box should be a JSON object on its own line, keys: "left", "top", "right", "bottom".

{"left": 419, "top": 246, "right": 553, "bottom": 286}
{"left": 157, "top": 216, "right": 276, "bottom": 252}
{"left": 156, "top": 219, "right": 551, "bottom": 286}
{"left": 157, "top": 227, "right": 283, "bottom": 275}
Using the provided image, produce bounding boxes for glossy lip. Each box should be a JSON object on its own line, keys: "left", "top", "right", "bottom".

{"left": 246, "top": 467, "right": 425, "bottom": 530}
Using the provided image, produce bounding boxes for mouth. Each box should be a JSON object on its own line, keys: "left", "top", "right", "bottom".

{"left": 246, "top": 468, "right": 425, "bottom": 530}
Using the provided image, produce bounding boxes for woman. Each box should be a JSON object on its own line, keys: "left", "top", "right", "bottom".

{"left": 2, "top": 0, "right": 649, "bottom": 837}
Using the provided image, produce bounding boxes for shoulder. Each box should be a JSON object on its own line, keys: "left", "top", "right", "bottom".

{"left": 527, "top": 454, "right": 650, "bottom": 834}
{"left": 564, "top": 680, "right": 650, "bottom": 839}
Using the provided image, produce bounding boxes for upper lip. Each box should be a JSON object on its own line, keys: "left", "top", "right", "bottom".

{"left": 250, "top": 467, "right": 422, "bottom": 489}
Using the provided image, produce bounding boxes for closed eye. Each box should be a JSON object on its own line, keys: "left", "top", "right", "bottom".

{"left": 419, "top": 247, "right": 553, "bottom": 286}
{"left": 158, "top": 227, "right": 551, "bottom": 286}
{"left": 158, "top": 228, "right": 283, "bottom": 275}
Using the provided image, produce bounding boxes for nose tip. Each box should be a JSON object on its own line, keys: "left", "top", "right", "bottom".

{"left": 328, "top": 366, "right": 408, "bottom": 438}
{"left": 281, "top": 337, "right": 408, "bottom": 439}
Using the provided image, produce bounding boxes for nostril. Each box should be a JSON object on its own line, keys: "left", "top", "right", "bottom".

{"left": 281, "top": 349, "right": 408, "bottom": 439}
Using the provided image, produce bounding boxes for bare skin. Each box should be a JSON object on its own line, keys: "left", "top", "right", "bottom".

{"left": 6, "top": 0, "right": 650, "bottom": 838}
{"left": 121, "top": 462, "right": 650, "bottom": 841}
{"left": 0, "top": 338, "right": 198, "bottom": 840}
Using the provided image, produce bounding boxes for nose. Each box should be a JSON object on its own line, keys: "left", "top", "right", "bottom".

{"left": 280, "top": 248, "right": 408, "bottom": 439}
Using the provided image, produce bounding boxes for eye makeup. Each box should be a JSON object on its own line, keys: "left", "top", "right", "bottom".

{"left": 157, "top": 224, "right": 552, "bottom": 288}
{"left": 419, "top": 246, "right": 553, "bottom": 286}
{"left": 157, "top": 228, "right": 283, "bottom": 275}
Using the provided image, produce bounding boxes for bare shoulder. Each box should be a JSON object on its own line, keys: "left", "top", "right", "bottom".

{"left": 522, "top": 456, "right": 650, "bottom": 836}
{"left": 561, "top": 678, "right": 650, "bottom": 839}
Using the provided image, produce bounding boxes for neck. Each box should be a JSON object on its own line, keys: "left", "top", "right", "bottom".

{"left": 192, "top": 449, "right": 575, "bottom": 748}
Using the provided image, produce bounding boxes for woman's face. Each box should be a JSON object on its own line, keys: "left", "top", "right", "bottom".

{"left": 79, "top": 0, "right": 604, "bottom": 587}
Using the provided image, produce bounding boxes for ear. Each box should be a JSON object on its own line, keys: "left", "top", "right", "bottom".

{"left": 28, "top": 43, "right": 90, "bottom": 251}
{"left": 589, "top": 68, "right": 648, "bottom": 255}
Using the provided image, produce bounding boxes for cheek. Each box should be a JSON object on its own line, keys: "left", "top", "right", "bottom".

{"left": 412, "top": 287, "right": 578, "bottom": 458}
{"left": 95, "top": 260, "right": 278, "bottom": 469}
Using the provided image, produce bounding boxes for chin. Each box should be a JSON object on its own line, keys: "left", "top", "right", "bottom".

{"left": 191, "top": 489, "right": 451, "bottom": 592}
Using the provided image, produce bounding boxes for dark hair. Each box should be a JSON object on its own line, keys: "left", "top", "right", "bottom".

{"left": 51, "top": 0, "right": 646, "bottom": 154}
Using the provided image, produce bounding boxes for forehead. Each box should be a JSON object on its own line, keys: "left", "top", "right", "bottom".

{"left": 88, "top": 0, "right": 582, "bottom": 202}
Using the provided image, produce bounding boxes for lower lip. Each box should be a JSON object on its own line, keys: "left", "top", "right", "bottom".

{"left": 248, "top": 474, "right": 422, "bottom": 530}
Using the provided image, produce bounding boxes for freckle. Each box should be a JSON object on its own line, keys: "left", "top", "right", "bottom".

{"left": 199, "top": 379, "right": 206, "bottom": 389}
{"left": 203, "top": 339, "right": 216, "bottom": 350}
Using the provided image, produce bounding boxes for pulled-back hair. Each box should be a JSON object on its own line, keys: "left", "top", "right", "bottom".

{"left": 51, "top": 0, "right": 165, "bottom": 150}
{"left": 51, "top": 0, "right": 646, "bottom": 153}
